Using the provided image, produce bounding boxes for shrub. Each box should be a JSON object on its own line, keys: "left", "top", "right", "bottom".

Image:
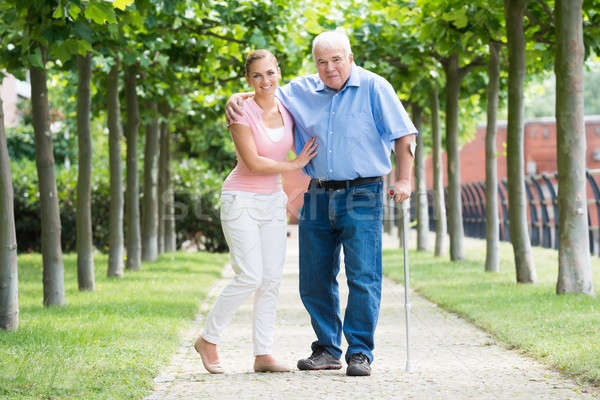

{"left": 5, "top": 116, "right": 77, "bottom": 166}
{"left": 11, "top": 159, "right": 111, "bottom": 253}
{"left": 172, "top": 158, "right": 228, "bottom": 253}
{"left": 11, "top": 157, "right": 228, "bottom": 253}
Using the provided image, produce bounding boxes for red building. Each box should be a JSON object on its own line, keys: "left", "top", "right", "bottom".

{"left": 425, "top": 115, "right": 600, "bottom": 188}
{"left": 423, "top": 116, "right": 600, "bottom": 249}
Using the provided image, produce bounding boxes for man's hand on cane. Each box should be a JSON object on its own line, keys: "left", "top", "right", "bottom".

{"left": 389, "top": 179, "right": 411, "bottom": 203}
{"left": 390, "top": 135, "right": 416, "bottom": 203}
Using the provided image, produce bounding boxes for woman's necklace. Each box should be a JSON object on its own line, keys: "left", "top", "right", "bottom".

{"left": 254, "top": 95, "right": 277, "bottom": 115}
{"left": 264, "top": 104, "right": 278, "bottom": 116}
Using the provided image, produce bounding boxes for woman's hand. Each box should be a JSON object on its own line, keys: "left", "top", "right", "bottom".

{"left": 293, "top": 137, "right": 318, "bottom": 168}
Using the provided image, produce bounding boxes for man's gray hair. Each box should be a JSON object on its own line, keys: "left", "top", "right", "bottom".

{"left": 312, "top": 30, "right": 352, "bottom": 61}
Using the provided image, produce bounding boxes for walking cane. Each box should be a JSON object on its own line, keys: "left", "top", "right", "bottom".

{"left": 401, "top": 198, "right": 412, "bottom": 373}
{"left": 390, "top": 188, "right": 412, "bottom": 373}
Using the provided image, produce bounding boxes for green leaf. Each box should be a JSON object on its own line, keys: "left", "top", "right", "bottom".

{"left": 77, "top": 40, "right": 93, "bottom": 55}
{"left": 69, "top": 4, "right": 82, "bottom": 19}
{"left": 84, "top": 3, "right": 104, "bottom": 24}
{"left": 139, "top": 56, "right": 150, "bottom": 68}
{"left": 303, "top": 8, "right": 323, "bottom": 34}
{"left": 72, "top": 21, "right": 94, "bottom": 42}
{"left": 29, "top": 47, "right": 43, "bottom": 68}
{"left": 442, "top": 9, "right": 468, "bottom": 29}
{"left": 113, "top": 0, "right": 134, "bottom": 11}
{"left": 249, "top": 29, "right": 267, "bottom": 48}
{"left": 52, "top": 6, "right": 64, "bottom": 19}
{"left": 453, "top": 13, "right": 468, "bottom": 29}
{"left": 121, "top": 10, "right": 145, "bottom": 30}
{"left": 50, "top": 42, "right": 71, "bottom": 62}
{"left": 107, "top": 23, "right": 119, "bottom": 37}
{"left": 84, "top": 1, "right": 117, "bottom": 25}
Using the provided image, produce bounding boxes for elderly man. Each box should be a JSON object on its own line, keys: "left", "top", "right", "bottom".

{"left": 227, "top": 30, "right": 416, "bottom": 376}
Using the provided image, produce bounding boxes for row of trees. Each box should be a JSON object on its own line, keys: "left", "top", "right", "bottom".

{"left": 1, "top": 0, "right": 598, "bottom": 331}
{"left": 0, "top": 0, "right": 304, "bottom": 330}
{"left": 351, "top": 0, "right": 598, "bottom": 296}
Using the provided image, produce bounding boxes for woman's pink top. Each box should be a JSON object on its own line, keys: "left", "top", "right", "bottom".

{"left": 222, "top": 97, "right": 294, "bottom": 194}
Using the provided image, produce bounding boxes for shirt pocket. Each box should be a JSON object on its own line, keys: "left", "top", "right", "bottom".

{"left": 342, "top": 110, "right": 376, "bottom": 138}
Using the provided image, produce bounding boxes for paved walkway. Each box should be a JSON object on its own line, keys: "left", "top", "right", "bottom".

{"left": 145, "top": 227, "right": 599, "bottom": 400}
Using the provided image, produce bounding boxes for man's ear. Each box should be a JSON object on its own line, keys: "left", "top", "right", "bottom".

{"left": 348, "top": 53, "right": 354, "bottom": 64}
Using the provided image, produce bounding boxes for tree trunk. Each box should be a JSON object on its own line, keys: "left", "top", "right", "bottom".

{"left": 107, "top": 61, "right": 124, "bottom": 277}
{"left": 30, "top": 49, "right": 66, "bottom": 305}
{"left": 76, "top": 53, "right": 95, "bottom": 291}
{"left": 413, "top": 104, "right": 429, "bottom": 251}
{"left": 485, "top": 42, "right": 501, "bottom": 273}
{"left": 0, "top": 97, "right": 19, "bottom": 330}
{"left": 429, "top": 83, "right": 447, "bottom": 257}
{"left": 157, "top": 124, "right": 165, "bottom": 255}
{"left": 555, "top": 0, "right": 594, "bottom": 295}
{"left": 504, "top": 0, "right": 537, "bottom": 283}
{"left": 164, "top": 149, "right": 176, "bottom": 254}
{"left": 158, "top": 102, "right": 174, "bottom": 253}
{"left": 125, "top": 66, "right": 141, "bottom": 270}
{"left": 157, "top": 118, "right": 164, "bottom": 255}
{"left": 141, "top": 101, "right": 159, "bottom": 261}
{"left": 443, "top": 53, "right": 464, "bottom": 261}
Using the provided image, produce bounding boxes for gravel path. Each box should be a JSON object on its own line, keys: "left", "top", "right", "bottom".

{"left": 144, "top": 226, "right": 599, "bottom": 400}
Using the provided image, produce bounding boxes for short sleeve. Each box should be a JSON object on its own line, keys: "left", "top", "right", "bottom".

{"left": 226, "top": 101, "right": 250, "bottom": 128}
{"left": 371, "top": 77, "right": 418, "bottom": 142}
{"left": 276, "top": 83, "right": 305, "bottom": 155}
{"left": 276, "top": 82, "right": 296, "bottom": 117}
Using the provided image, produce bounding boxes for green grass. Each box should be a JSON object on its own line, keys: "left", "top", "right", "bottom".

{"left": 0, "top": 251, "right": 227, "bottom": 399}
{"left": 383, "top": 239, "right": 600, "bottom": 387}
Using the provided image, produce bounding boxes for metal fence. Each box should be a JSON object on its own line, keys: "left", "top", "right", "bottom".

{"left": 424, "top": 169, "right": 600, "bottom": 255}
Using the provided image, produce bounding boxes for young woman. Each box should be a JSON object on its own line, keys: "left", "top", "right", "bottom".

{"left": 194, "top": 49, "right": 318, "bottom": 374}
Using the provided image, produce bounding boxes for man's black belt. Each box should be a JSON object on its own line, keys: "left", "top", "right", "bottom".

{"left": 310, "top": 176, "right": 382, "bottom": 191}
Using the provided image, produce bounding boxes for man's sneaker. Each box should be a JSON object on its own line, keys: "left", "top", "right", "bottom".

{"left": 297, "top": 346, "right": 342, "bottom": 370}
{"left": 346, "top": 353, "right": 371, "bottom": 376}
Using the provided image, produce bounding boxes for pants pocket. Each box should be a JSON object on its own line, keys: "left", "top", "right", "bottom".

{"left": 220, "top": 194, "right": 242, "bottom": 222}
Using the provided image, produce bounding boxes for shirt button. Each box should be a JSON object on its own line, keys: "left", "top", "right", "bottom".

{"left": 329, "top": 131, "right": 333, "bottom": 134}
{"left": 332, "top": 111, "right": 335, "bottom": 114}
{"left": 329, "top": 150, "right": 332, "bottom": 153}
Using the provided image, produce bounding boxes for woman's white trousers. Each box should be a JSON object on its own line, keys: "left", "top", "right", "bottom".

{"left": 202, "top": 191, "right": 287, "bottom": 355}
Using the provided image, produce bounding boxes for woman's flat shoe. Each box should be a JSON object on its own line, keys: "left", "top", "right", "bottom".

{"left": 253, "top": 358, "right": 291, "bottom": 373}
{"left": 194, "top": 338, "right": 224, "bottom": 374}
{"left": 201, "top": 360, "right": 225, "bottom": 374}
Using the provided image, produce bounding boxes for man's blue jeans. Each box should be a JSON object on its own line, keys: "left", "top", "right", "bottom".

{"left": 298, "top": 180, "right": 383, "bottom": 363}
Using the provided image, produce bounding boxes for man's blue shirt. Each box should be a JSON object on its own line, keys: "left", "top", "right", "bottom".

{"left": 276, "top": 64, "right": 417, "bottom": 180}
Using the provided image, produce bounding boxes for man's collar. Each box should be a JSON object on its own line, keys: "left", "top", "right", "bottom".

{"left": 346, "top": 64, "right": 361, "bottom": 87}
{"left": 315, "top": 64, "right": 360, "bottom": 92}
{"left": 315, "top": 79, "right": 326, "bottom": 92}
